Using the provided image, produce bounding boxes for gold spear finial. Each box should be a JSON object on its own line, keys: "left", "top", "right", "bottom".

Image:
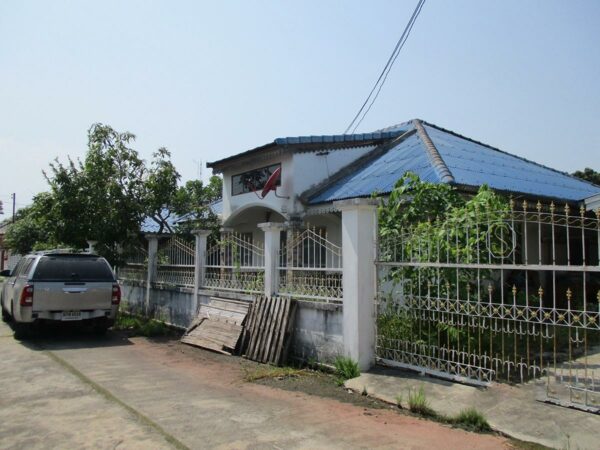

{"left": 512, "top": 285, "right": 517, "bottom": 296}
{"left": 566, "top": 288, "right": 572, "bottom": 302}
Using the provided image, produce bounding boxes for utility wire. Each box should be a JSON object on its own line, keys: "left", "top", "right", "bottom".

{"left": 344, "top": 0, "right": 426, "bottom": 134}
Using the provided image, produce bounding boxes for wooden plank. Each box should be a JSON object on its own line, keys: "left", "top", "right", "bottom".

{"left": 266, "top": 297, "right": 286, "bottom": 363}
{"left": 269, "top": 297, "right": 287, "bottom": 364}
{"left": 279, "top": 301, "right": 297, "bottom": 365}
{"left": 259, "top": 296, "right": 277, "bottom": 362}
{"left": 253, "top": 296, "right": 272, "bottom": 362}
{"left": 181, "top": 297, "right": 249, "bottom": 355}
{"left": 259, "top": 297, "right": 279, "bottom": 362}
{"left": 271, "top": 297, "right": 290, "bottom": 364}
{"left": 239, "top": 300, "right": 255, "bottom": 355}
{"left": 247, "top": 296, "right": 266, "bottom": 359}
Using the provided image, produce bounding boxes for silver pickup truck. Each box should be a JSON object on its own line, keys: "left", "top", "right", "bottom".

{"left": 1, "top": 252, "right": 120, "bottom": 336}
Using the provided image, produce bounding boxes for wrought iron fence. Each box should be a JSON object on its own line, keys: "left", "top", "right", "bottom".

{"left": 376, "top": 201, "right": 600, "bottom": 410}
{"left": 202, "top": 232, "right": 265, "bottom": 293}
{"left": 118, "top": 246, "right": 147, "bottom": 282}
{"left": 278, "top": 226, "right": 343, "bottom": 303}
{"left": 155, "top": 236, "right": 195, "bottom": 287}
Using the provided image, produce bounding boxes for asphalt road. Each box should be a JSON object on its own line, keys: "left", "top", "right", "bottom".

{"left": 0, "top": 321, "right": 510, "bottom": 449}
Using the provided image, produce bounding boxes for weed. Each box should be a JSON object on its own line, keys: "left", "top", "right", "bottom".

{"left": 449, "top": 407, "right": 491, "bottom": 432}
{"left": 334, "top": 356, "right": 360, "bottom": 385}
{"left": 407, "top": 386, "right": 436, "bottom": 417}
{"left": 114, "top": 312, "right": 170, "bottom": 337}
{"left": 395, "top": 393, "right": 403, "bottom": 409}
{"left": 243, "top": 365, "right": 305, "bottom": 382}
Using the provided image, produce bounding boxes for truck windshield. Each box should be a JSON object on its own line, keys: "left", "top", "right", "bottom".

{"left": 32, "top": 256, "right": 115, "bottom": 282}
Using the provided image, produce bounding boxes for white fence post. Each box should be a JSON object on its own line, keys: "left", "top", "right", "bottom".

{"left": 335, "top": 198, "right": 378, "bottom": 371}
{"left": 145, "top": 234, "right": 159, "bottom": 315}
{"left": 258, "top": 222, "right": 285, "bottom": 297}
{"left": 192, "top": 229, "right": 211, "bottom": 313}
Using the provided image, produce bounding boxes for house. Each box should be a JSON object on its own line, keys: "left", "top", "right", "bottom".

{"left": 207, "top": 118, "right": 600, "bottom": 248}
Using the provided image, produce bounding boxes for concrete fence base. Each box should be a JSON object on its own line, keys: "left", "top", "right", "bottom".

{"left": 120, "top": 281, "right": 344, "bottom": 364}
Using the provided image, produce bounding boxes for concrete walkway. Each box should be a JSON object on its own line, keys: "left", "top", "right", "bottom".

{"left": 0, "top": 321, "right": 510, "bottom": 450}
{"left": 346, "top": 366, "right": 600, "bottom": 450}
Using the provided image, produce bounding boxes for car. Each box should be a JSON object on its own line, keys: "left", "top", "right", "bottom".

{"left": 0, "top": 251, "right": 120, "bottom": 337}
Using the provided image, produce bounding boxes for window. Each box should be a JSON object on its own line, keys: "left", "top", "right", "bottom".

{"left": 32, "top": 256, "right": 114, "bottom": 282}
{"left": 18, "top": 258, "right": 34, "bottom": 279}
{"left": 232, "top": 164, "right": 281, "bottom": 196}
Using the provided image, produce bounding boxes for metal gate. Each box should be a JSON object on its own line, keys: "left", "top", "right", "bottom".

{"left": 375, "top": 201, "right": 600, "bottom": 410}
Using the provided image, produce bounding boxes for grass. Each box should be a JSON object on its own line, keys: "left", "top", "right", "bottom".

{"left": 243, "top": 365, "right": 306, "bottom": 382}
{"left": 114, "top": 312, "right": 171, "bottom": 337}
{"left": 448, "top": 407, "right": 491, "bottom": 432}
{"left": 407, "top": 386, "right": 436, "bottom": 417}
{"left": 333, "top": 356, "right": 360, "bottom": 385}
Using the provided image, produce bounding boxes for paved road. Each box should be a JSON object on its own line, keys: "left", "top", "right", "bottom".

{"left": 0, "top": 321, "right": 510, "bottom": 449}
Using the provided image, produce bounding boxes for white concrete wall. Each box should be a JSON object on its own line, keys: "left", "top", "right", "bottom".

{"left": 220, "top": 145, "right": 375, "bottom": 225}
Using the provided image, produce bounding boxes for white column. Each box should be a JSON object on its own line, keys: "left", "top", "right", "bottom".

{"left": 145, "top": 234, "right": 159, "bottom": 315}
{"left": 335, "top": 198, "right": 378, "bottom": 371}
{"left": 192, "top": 229, "right": 211, "bottom": 313}
{"left": 258, "top": 222, "right": 285, "bottom": 298}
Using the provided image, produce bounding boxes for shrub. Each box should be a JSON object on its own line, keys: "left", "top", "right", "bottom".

{"left": 407, "top": 386, "right": 436, "bottom": 417}
{"left": 451, "top": 408, "right": 491, "bottom": 432}
{"left": 334, "top": 356, "right": 360, "bottom": 384}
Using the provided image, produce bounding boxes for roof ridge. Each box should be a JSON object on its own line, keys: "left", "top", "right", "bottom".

{"left": 413, "top": 119, "right": 455, "bottom": 183}
{"left": 420, "top": 120, "right": 600, "bottom": 190}
{"left": 302, "top": 128, "right": 417, "bottom": 203}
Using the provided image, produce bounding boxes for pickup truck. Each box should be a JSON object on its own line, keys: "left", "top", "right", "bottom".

{"left": 0, "top": 252, "right": 120, "bottom": 336}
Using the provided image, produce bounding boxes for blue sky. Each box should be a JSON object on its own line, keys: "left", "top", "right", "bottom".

{"left": 1, "top": 0, "right": 599, "bottom": 209}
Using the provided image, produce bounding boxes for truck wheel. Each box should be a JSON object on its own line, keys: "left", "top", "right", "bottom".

{"left": 14, "top": 323, "right": 32, "bottom": 340}
{"left": 92, "top": 318, "right": 109, "bottom": 335}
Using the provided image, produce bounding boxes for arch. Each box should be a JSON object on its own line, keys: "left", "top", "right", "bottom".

{"left": 222, "top": 202, "right": 288, "bottom": 228}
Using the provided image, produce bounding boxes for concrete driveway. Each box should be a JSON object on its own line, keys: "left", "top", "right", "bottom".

{"left": 0, "top": 321, "right": 510, "bottom": 449}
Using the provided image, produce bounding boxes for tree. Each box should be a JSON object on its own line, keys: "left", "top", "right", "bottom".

{"left": 172, "top": 176, "right": 223, "bottom": 237}
{"left": 572, "top": 167, "right": 600, "bottom": 185}
{"left": 5, "top": 124, "right": 190, "bottom": 264}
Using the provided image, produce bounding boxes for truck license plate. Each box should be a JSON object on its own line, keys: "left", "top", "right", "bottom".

{"left": 62, "top": 311, "right": 82, "bottom": 321}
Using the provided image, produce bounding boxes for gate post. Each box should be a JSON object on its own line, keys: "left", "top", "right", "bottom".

{"left": 258, "top": 222, "right": 285, "bottom": 297}
{"left": 335, "top": 198, "right": 378, "bottom": 371}
{"left": 145, "top": 234, "right": 159, "bottom": 315}
{"left": 192, "top": 230, "right": 211, "bottom": 314}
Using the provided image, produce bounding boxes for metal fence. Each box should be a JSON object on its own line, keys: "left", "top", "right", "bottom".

{"left": 278, "top": 226, "right": 343, "bottom": 303}
{"left": 118, "top": 246, "right": 147, "bottom": 282}
{"left": 202, "top": 232, "right": 265, "bottom": 293}
{"left": 155, "top": 236, "right": 195, "bottom": 287}
{"left": 376, "top": 201, "right": 600, "bottom": 410}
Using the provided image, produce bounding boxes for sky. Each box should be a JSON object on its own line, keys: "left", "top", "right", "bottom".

{"left": 1, "top": 0, "right": 599, "bottom": 212}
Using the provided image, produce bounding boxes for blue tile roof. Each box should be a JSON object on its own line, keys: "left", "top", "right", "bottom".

{"left": 308, "top": 120, "right": 600, "bottom": 204}
{"left": 140, "top": 201, "right": 223, "bottom": 233}
{"left": 207, "top": 130, "right": 405, "bottom": 169}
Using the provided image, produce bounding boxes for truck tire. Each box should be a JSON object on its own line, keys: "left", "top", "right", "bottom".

{"left": 14, "top": 322, "right": 32, "bottom": 340}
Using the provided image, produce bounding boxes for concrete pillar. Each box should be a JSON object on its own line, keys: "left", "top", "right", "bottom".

{"left": 86, "top": 240, "right": 97, "bottom": 254}
{"left": 145, "top": 234, "right": 159, "bottom": 315}
{"left": 258, "top": 222, "right": 285, "bottom": 297}
{"left": 192, "top": 229, "right": 211, "bottom": 314}
{"left": 334, "top": 198, "right": 379, "bottom": 371}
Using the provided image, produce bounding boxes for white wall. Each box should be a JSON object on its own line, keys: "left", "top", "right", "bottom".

{"left": 220, "top": 145, "right": 375, "bottom": 225}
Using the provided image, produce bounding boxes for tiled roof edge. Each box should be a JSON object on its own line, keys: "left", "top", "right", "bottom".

{"left": 413, "top": 119, "right": 455, "bottom": 183}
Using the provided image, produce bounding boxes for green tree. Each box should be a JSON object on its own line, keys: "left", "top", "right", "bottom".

{"left": 572, "top": 167, "right": 600, "bottom": 185}
{"left": 4, "top": 124, "right": 191, "bottom": 264}
{"left": 172, "top": 176, "right": 223, "bottom": 237}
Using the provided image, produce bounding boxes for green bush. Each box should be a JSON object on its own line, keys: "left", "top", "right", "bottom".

{"left": 114, "top": 313, "right": 170, "bottom": 337}
{"left": 407, "top": 386, "right": 436, "bottom": 417}
{"left": 334, "top": 356, "right": 360, "bottom": 384}
{"left": 450, "top": 408, "right": 491, "bottom": 432}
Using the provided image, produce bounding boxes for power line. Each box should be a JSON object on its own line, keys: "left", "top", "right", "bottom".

{"left": 344, "top": 0, "right": 426, "bottom": 134}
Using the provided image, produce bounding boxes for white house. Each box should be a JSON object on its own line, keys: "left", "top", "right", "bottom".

{"left": 207, "top": 118, "right": 600, "bottom": 245}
